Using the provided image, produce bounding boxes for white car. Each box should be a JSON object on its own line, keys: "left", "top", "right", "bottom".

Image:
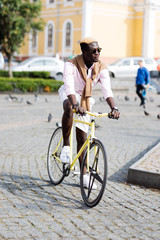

{"left": 107, "top": 57, "right": 157, "bottom": 78}
{"left": 12, "top": 56, "right": 64, "bottom": 80}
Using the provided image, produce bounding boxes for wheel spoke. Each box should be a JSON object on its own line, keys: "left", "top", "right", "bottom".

{"left": 47, "top": 127, "right": 65, "bottom": 185}
{"left": 80, "top": 139, "right": 107, "bottom": 207}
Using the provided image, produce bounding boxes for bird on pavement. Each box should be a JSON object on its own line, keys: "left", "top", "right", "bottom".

{"left": 48, "top": 113, "right": 52, "bottom": 122}
{"left": 56, "top": 122, "right": 62, "bottom": 127}
{"left": 149, "top": 97, "right": 154, "bottom": 102}
{"left": 144, "top": 110, "right": 150, "bottom": 116}
{"left": 9, "top": 94, "right": 18, "bottom": 102}
{"left": 34, "top": 94, "right": 38, "bottom": 101}
{"left": 26, "top": 100, "right": 33, "bottom": 105}
{"left": 124, "top": 96, "right": 129, "bottom": 101}
{"left": 99, "top": 97, "right": 105, "bottom": 102}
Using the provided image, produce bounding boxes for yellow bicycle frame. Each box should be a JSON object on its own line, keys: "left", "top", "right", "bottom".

{"left": 53, "top": 111, "right": 108, "bottom": 172}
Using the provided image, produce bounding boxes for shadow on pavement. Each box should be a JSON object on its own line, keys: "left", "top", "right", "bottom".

{"left": 0, "top": 173, "right": 85, "bottom": 209}
{"left": 108, "top": 137, "right": 160, "bottom": 184}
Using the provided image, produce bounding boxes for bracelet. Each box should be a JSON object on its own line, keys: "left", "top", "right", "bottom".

{"left": 112, "top": 107, "right": 118, "bottom": 111}
{"left": 72, "top": 103, "right": 79, "bottom": 109}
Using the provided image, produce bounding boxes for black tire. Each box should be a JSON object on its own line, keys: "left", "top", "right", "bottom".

{"left": 109, "top": 71, "right": 115, "bottom": 78}
{"left": 80, "top": 139, "right": 107, "bottom": 207}
{"left": 47, "top": 127, "right": 65, "bottom": 185}
{"left": 56, "top": 73, "right": 63, "bottom": 81}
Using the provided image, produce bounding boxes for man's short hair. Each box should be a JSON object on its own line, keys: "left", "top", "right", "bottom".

{"left": 80, "top": 37, "right": 98, "bottom": 52}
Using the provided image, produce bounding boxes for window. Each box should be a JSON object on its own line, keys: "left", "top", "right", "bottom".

{"left": 48, "top": 24, "right": 53, "bottom": 48}
{"left": 62, "top": 20, "right": 73, "bottom": 57}
{"left": 46, "top": 0, "right": 56, "bottom": 8}
{"left": 32, "top": 31, "right": 37, "bottom": 49}
{"left": 63, "top": 0, "right": 74, "bottom": 7}
{"left": 30, "top": 60, "right": 44, "bottom": 67}
{"left": 121, "top": 60, "right": 130, "bottom": 66}
{"left": 144, "top": 58, "right": 154, "bottom": 64}
{"left": 45, "top": 59, "right": 58, "bottom": 66}
{"left": 66, "top": 22, "right": 71, "bottom": 48}
{"left": 45, "top": 21, "right": 54, "bottom": 55}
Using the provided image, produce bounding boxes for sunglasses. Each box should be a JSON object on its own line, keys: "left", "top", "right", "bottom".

{"left": 91, "top": 48, "right": 102, "bottom": 54}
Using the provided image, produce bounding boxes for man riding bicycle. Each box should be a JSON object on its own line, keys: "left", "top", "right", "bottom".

{"left": 58, "top": 37, "right": 120, "bottom": 188}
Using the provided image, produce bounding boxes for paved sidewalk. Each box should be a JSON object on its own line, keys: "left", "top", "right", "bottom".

{"left": 0, "top": 78, "right": 160, "bottom": 239}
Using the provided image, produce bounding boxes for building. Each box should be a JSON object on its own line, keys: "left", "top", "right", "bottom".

{"left": 19, "top": 0, "right": 160, "bottom": 64}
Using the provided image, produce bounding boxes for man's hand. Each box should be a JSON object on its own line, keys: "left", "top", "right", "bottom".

{"left": 72, "top": 104, "right": 85, "bottom": 115}
{"left": 109, "top": 107, "right": 120, "bottom": 119}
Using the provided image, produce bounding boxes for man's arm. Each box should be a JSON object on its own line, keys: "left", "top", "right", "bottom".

{"left": 67, "top": 94, "right": 85, "bottom": 115}
{"left": 106, "top": 97, "right": 120, "bottom": 119}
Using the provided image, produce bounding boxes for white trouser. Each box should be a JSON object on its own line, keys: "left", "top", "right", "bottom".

{"left": 58, "top": 85, "right": 95, "bottom": 133}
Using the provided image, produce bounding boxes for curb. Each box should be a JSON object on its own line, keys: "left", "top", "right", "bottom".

{"left": 127, "top": 142, "right": 160, "bottom": 189}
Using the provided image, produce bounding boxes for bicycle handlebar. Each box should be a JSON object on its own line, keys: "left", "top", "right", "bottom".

{"left": 73, "top": 109, "right": 110, "bottom": 118}
{"left": 85, "top": 111, "right": 109, "bottom": 118}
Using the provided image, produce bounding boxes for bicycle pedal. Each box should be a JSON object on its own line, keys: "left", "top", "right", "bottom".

{"left": 63, "top": 164, "right": 70, "bottom": 176}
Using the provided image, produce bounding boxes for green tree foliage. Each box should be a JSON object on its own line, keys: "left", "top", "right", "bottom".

{"left": 0, "top": 0, "right": 44, "bottom": 77}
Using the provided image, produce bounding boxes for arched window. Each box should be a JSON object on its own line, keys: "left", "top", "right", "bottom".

{"left": 62, "top": 20, "right": 73, "bottom": 57}
{"left": 48, "top": 24, "right": 53, "bottom": 48}
{"left": 46, "top": 0, "right": 56, "bottom": 8}
{"left": 32, "top": 31, "right": 37, "bottom": 49}
{"left": 66, "top": 22, "right": 71, "bottom": 48}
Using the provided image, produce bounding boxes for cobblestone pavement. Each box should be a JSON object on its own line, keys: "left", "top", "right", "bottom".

{"left": 0, "top": 78, "right": 160, "bottom": 239}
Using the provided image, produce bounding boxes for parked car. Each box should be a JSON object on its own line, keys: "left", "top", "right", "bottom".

{"left": 107, "top": 57, "right": 157, "bottom": 78}
{"left": 156, "top": 58, "right": 160, "bottom": 71}
{"left": 0, "top": 52, "right": 4, "bottom": 69}
{"left": 12, "top": 56, "right": 64, "bottom": 80}
{"left": 4, "top": 57, "right": 20, "bottom": 70}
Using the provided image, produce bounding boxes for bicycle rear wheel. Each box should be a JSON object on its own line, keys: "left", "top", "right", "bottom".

{"left": 47, "top": 127, "right": 65, "bottom": 185}
{"left": 80, "top": 139, "right": 107, "bottom": 207}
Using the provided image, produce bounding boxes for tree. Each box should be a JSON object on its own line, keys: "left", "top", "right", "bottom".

{"left": 0, "top": 0, "right": 44, "bottom": 77}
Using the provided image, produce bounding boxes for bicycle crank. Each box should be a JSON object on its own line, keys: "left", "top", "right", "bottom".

{"left": 63, "top": 164, "right": 70, "bottom": 176}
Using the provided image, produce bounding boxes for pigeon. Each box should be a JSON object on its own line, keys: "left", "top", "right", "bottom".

{"left": 45, "top": 98, "right": 49, "bottom": 103}
{"left": 124, "top": 96, "right": 129, "bottom": 101}
{"left": 56, "top": 122, "right": 62, "bottom": 127}
{"left": 34, "top": 94, "right": 38, "bottom": 101}
{"left": 9, "top": 94, "right": 18, "bottom": 102}
{"left": 144, "top": 110, "right": 150, "bottom": 116}
{"left": 48, "top": 113, "right": 52, "bottom": 122}
{"left": 95, "top": 123, "right": 100, "bottom": 129}
{"left": 99, "top": 97, "right": 105, "bottom": 102}
{"left": 26, "top": 100, "right": 32, "bottom": 105}
{"left": 149, "top": 97, "right": 154, "bottom": 102}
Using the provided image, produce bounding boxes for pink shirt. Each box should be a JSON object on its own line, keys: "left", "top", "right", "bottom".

{"left": 63, "top": 61, "right": 113, "bottom": 99}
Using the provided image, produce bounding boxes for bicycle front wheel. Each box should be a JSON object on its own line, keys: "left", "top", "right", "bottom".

{"left": 47, "top": 127, "right": 65, "bottom": 185}
{"left": 80, "top": 139, "right": 107, "bottom": 207}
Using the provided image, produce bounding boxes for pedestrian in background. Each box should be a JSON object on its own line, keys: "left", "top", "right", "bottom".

{"left": 135, "top": 60, "right": 150, "bottom": 106}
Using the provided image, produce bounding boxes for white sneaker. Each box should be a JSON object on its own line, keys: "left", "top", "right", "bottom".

{"left": 83, "top": 174, "right": 97, "bottom": 190}
{"left": 60, "top": 146, "right": 70, "bottom": 164}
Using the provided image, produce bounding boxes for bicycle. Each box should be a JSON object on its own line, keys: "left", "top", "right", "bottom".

{"left": 47, "top": 111, "right": 110, "bottom": 207}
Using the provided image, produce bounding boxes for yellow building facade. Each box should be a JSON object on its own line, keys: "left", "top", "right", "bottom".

{"left": 20, "top": 0, "right": 160, "bottom": 64}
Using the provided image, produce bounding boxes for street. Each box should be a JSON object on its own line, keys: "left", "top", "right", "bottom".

{"left": 0, "top": 78, "right": 160, "bottom": 239}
